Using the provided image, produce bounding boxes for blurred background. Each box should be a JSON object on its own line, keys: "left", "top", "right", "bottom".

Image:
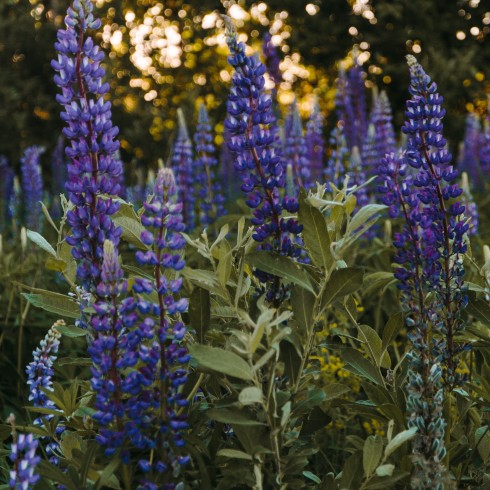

{"left": 2, "top": 0, "right": 490, "bottom": 170}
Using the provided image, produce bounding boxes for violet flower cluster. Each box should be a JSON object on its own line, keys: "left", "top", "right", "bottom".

{"left": 305, "top": 98, "right": 325, "bottom": 182}
{"left": 20, "top": 145, "right": 45, "bottom": 232}
{"left": 51, "top": 0, "right": 122, "bottom": 293}
{"left": 261, "top": 32, "right": 282, "bottom": 87}
{"left": 88, "top": 239, "right": 141, "bottom": 461}
{"left": 324, "top": 125, "right": 347, "bottom": 191}
{"left": 135, "top": 168, "right": 190, "bottom": 486}
{"left": 51, "top": 136, "right": 67, "bottom": 219}
{"left": 459, "top": 113, "right": 482, "bottom": 190}
{"left": 8, "top": 431, "right": 40, "bottom": 490}
{"left": 0, "top": 156, "right": 14, "bottom": 234}
{"left": 171, "top": 110, "right": 196, "bottom": 230}
{"left": 26, "top": 320, "right": 63, "bottom": 417}
{"left": 378, "top": 56, "right": 469, "bottom": 487}
{"left": 284, "top": 102, "right": 312, "bottom": 190}
{"left": 224, "top": 16, "right": 302, "bottom": 304}
{"left": 193, "top": 104, "right": 226, "bottom": 227}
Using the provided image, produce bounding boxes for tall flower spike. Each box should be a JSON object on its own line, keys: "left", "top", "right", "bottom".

{"left": 51, "top": 136, "right": 67, "bottom": 219}
{"left": 193, "top": 103, "right": 226, "bottom": 227}
{"left": 135, "top": 168, "right": 190, "bottom": 486}
{"left": 8, "top": 415, "right": 40, "bottom": 490}
{"left": 324, "top": 124, "right": 347, "bottom": 191}
{"left": 460, "top": 172, "right": 478, "bottom": 236}
{"left": 0, "top": 156, "right": 14, "bottom": 234}
{"left": 306, "top": 97, "right": 325, "bottom": 182}
{"left": 403, "top": 55, "right": 468, "bottom": 381}
{"left": 20, "top": 145, "right": 45, "bottom": 232}
{"left": 26, "top": 320, "right": 64, "bottom": 417}
{"left": 171, "top": 109, "right": 196, "bottom": 230}
{"left": 88, "top": 239, "right": 141, "bottom": 461}
{"left": 52, "top": 0, "right": 122, "bottom": 292}
{"left": 224, "top": 15, "right": 302, "bottom": 305}
{"left": 459, "top": 113, "right": 482, "bottom": 191}
{"left": 284, "top": 101, "right": 312, "bottom": 191}
{"left": 262, "top": 32, "right": 282, "bottom": 86}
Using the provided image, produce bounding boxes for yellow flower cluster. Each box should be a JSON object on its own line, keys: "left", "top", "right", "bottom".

{"left": 362, "top": 418, "right": 386, "bottom": 437}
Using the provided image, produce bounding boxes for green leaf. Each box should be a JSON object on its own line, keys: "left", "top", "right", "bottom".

{"left": 189, "top": 344, "right": 253, "bottom": 380}
{"left": 321, "top": 267, "right": 364, "bottom": 308}
{"left": 290, "top": 285, "right": 315, "bottom": 337}
{"left": 358, "top": 324, "right": 391, "bottom": 369}
{"left": 381, "top": 312, "right": 404, "bottom": 352}
{"left": 22, "top": 291, "right": 80, "bottom": 319}
{"left": 467, "top": 296, "right": 490, "bottom": 327}
{"left": 363, "top": 435, "right": 383, "bottom": 477}
{"left": 246, "top": 251, "right": 315, "bottom": 293}
{"left": 207, "top": 408, "right": 265, "bottom": 426}
{"left": 216, "top": 449, "right": 253, "bottom": 461}
{"left": 384, "top": 427, "right": 418, "bottom": 458}
{"left": 375, "top": 464, "right": 395, "bottom": 477}
{"left": 217, "top": 239, "right": 233, "bottom": 288}
{"left": 55, "top": 324, "right": 87, "bottom": 338}
{"left": 189, "top": 287, "right": 210, "bottom": 344}
{"left": 302, "top": 471, "right": 322, "bottom": 484}
{"left": 347, "top": 204, "right": 386, "bottom": 236}
{"left": 37, "top": 460, "right": 78, "bottom": 490}
{"left": 298, "top": 188, "right": 333, "bottom": 270}
{"left": 58, "top": 357, "right": 92, "bottom": 367}
{"left": 238, "top": 386, "right": 263, "bottom": 406}
{"left": 26, "top": 229, "right": 56, "bottom": 256}
{"left": 324, "top": 383, "right": 351, "bottom": 401}
{"left": 364, "top": 472, "right": 410, "bottom": 489}
{"left": 112, "top": 202, "right": 148, "bottom": 250}
{"left": 342, "top": 348, "right": 384, "bottom": 386}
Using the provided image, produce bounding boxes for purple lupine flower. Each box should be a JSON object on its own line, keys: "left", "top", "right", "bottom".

{"left": 262, "top": 32, "right": 282, "bottom": 87}
{"left": 8, "top": 431, "right": 40, "bottom": 490}
{"left": 348, "top": 146, "right": 369, "bottom": 208}
{"left": 171, "top": 109, "right": 196, "bottom": 230}
{"left": 362, "top": 90, "right": 396, "bottom": 187}
{"left": 459, "top": 113, "right": 482, "bottom": 190}
{"left": 324, "top": 124, "right": 347, "bottom": 191}
{"left": 479, "top": 113, "right": 490, "bottom": 180}
{"left": 460, "top": 172, "right": 479, "bottom": 236}
{"left": 378, "top": 56, "right": 470, "bottom": 486}
{"left": 135, "top": 168, "right": 189, "bottom": 486}
{"left": 26, "top": 320, "right": 63, "bottom": 415}
{"left": 51, "top": 136, "right": 67, "bottom": 219}
{"left": 224, "top": 16, "right": 302, "bottom": 305}
{"left": 283, "top": 102, "right": 312, "bottom": 190}
{"left": 335, "top": 58, "right": 368, "bottom": 151}
{"left": 51, "top": 0, "right": 122, "bottom": 293}
{"left": 20, "top": 145, "right": 45, "bottom": 232}
{"left": 88, "top": 239, "right": 140, "bottom": 460}
{"left": 305, "top": 98, "right": 324, "bottom": 182}
{"left": 0, "top": 156, "right": 14, "bottom": 234}
{"left": 402, "top": 55, "right": 468, "bottom": 378}
{"left": 193, "top": 103, "right": 226, "bottom": 227}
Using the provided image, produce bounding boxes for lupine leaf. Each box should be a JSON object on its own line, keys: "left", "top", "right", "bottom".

{"left": 342, "top": 348, "right": 384, "bottom": 386}
{"left": 320, "top": 267, "right": 364, "bottom": 308}
{"left": 207, "top": 408, "right": 265, "bottom": 426}
{"left": 189, "top": 344, "right": 253, "bottom": 380}
{"left": 384, "top": 427, "right": 418, "bottom": 457}
{"left": 26, "top": 229, "right": 57, "bottom": 256}
{"left": 246, "top": 251, "right": 315, "bottom": 293}
{"left": 217, "top": 449, "right": 253, "bottom": 461}
{"left": 22, "top": 291, "right": 80, "bottom": 319}
{"left": 363, "top": 435, "right": 383, "bottom": 476}
{"left": 298, "top": 188, "right": 333, "bottom": 271}
{"left": 189, "top": 287, "right": 210, "bottom": 344}
{"left": 467, "top": 295, "right": 490, "bottom": 327}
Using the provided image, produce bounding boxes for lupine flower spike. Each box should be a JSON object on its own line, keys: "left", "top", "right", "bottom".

{"left": 52, "top": 0, "right": 122, "bottom": 292}
{"left": 193, "top": 103, "right": 226, "bottom": 228}
{"left": 171, "top": 109, "right": 196, "bottom": 230}
{"left": 135, "top": 168, "right": 190, "bottom": 487}
{"left": 0, "top": 156, "right": 14, "bottom": 234}
{"left": 284, "top": 101, "right": 312, "bottom": 190}
{"left": 8, "top": 414, "right": 40, "bottom": 490}
{"left": 224, "top": 15, "right": 302, "bottom": 305}
{"left": 20, "top": 145, "right": 45, "bottom": 232}
{"left": 305, "top": 97, "right": 325, "bottom": 182}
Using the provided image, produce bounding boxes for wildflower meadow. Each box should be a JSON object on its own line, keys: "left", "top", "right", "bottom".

{"left": 2, "top": 1, "right": 490, "bottom": 489}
